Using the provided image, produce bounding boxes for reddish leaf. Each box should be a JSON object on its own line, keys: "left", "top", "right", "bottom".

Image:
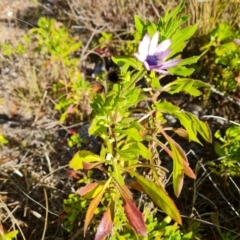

{"left": 77, "top": 182, "right": 100, "bottom": 199}
{"left": 84, "top": 178, "right": 112, "bottom": 236}
{"left": 126, "top": 181, "right": 145, "bottom": 192}
{"left": 67, "top": 169, "right": 80, "bottom": 180}
{"left": 126, "top": 170, "right": 182, "bottom": 225}
{"left": 94, "top": 207, "right": 113, "bottom": 240}
{"left": 182, "top": 158, "right": 196, "bottom": 179}
{"left": 66, "top": 104, "right": 75, "bottom": 114}
{"left": 114, "top": 182, "right": 133, "bottom": 201}
{"left": 68, "top": 129, "right": 77, "bottom": 135}
{"left": 124, "top": 198, "right": 147, "bottom": 237}
{"left": 83, "top": 162, "right": 102, "bottom": 170}
{"left": 164, "top": 127, "right": 189, "bottom": 140}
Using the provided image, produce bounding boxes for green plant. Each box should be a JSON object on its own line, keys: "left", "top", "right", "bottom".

{"left": 27, "top": 17, "right": 94, "bottom": 121}
{"left": 66, "top": 1, "right": 211, "bottom": 239}
{"left": 1, "top": 17, "right": 94, "bottom": 122}
{"left": 201, "top": 22, "right": 240, "bottom": 93}
{"left": 0, "top": 225, "right": 18, "bottom": 240}
{"left": 213, "top": 124, "right": 240, "bottom": 177}
{"left": 0, "top": 135, "right": 8, "bottom": 147}
{"left": 143, "top": 211, "right": 193, "bottom": 240}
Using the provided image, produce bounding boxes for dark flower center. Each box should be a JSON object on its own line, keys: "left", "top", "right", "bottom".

{"left": 146, "top": 55, "right": 158, "bottom": 66}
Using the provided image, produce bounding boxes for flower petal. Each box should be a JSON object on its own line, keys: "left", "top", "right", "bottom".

{"left": 160, "top": 58, "right": 181, "bottom": 69}
{"left": 138, "top": 34, "right": 150, "bottom": 60}
{"left": 134, "top": 53, "right": 145, "bottom": 62}
{"left": 143, "top": 61, "right": 150, "bottom": 71}
{"left": 150, "top": 67, "right": 170, "bottom": 75}
{"left": 155, "top": 50, "right": 171, "bottom": 61}
{"left": 155, "top": 39, "right": 172, "bottom": 53}
{"left": 148, "top": 32, "right": 159, "bottom": 55}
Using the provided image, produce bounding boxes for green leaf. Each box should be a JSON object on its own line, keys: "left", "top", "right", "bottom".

{"left": 176, "top": 112, "right": 201, "bottom": 144}
{"left": 127, "top": 170, "right": 182, "bottom": 225}
{"left": 214, "top": 141, "right": 225, "bottom": 157}
{"left": 182, "top": 231, "right": 193, "bottom": 240}
{"left": 151, "top": 77, "right": 161, "bottom": 89}
{"left": 137, "top": 142, "right": 152, "bottom": 160}
{"left": 167, "top": 0, "right": 185, "bottom": 20}
{"left": 134, "top": 15, "right": 146, "bottom": 35}
{"left": 119, "top": 142, "right": 151, "bottom": 160}
{"left": 165, "top": 15, "right": 188, "bottom": 39}
{"left": 69, "top": 150, "right": 101, "bottom": 171}
{"left": 0, "top": 230, "right": 18, "bottom": 240}
{"left": 147, "top": 21, "right": 157, "bottom": 36}
{"left": 178, "top": 54, "right": 204, "bottom": 66}
{"left": 112, "top": 56, "right": 139, "bottom": 69}
{"left": 167, "top": 66, "right": 195, "bottom": 77}
{"left": 0, "top": 135, "right": 8, "bottom": 145}
{"left": 119, "top": 128, "right": 143, "bottom": 141}
{"left": 165, "top": 136, "right": 184, "bottom": 197}
{"left": 159, "top": 0, "right": 187, "bottom": 39}
{"left": 188, "top": 113, "right": 212, "bottom": 143}
{"left": 169, "top": 23, "right": 198, "bottom": 57}
{"left": 155, "top": 100, "right": 180, "bottom": 113}
{"left": 156, "top": 101, "right": 211, "bottom": 145}
{"left": 145, "top": 135, "right": 196, "bottom": 180}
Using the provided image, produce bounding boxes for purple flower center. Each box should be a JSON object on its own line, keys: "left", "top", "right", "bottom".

{"left": 146, "top": 55, "right": 158, "bottom": 66}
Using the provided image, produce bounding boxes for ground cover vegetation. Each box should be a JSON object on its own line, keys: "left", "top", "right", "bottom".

{"left": 0, "top": 0, "right": 240, "bottom": 239}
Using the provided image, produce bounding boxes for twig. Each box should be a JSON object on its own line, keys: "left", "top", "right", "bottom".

{"left": 41, "top": 188, "right": 48, "bottom": 240}
{"left": 0, "top": 199, "right": 26, "bottom": 240}
{"left": 9, "top": 177, "right": 59, "bottom": 217}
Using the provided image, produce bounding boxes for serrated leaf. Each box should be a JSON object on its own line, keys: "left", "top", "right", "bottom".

{"left": 189, "top": 113, "right": 212, "bottom": 143}
{"left": 156, "top": 100, "right": 180, "bottom": 112}
{"left": 176, "top": 113, "right": 201, "bottom": 144}
{"left": 165, "top": 15, "right": 188, "bottom": 39}
{"left": 123, "top": 197, "right": 147, "bottom": 237}
{"left": 168, "top": 66, "right": 195, "bottom": 77}
{"left": 156, "top": 102, "right": 200, "bottom": 144}
{"left": 84, "top": 178, "right": 112, "bottom": 236}
{"left": 164, "top": 78, "right": 210, "bottom": 96}
{"left": 127, "top": 170, "right": 182, "bottom": 225}
{"left": 159, "top": 1, "right": 187, "bottom": 40}
{"left": 94, "top": 207, "right": 113, "bottom": 240}
{"left": 169, "top": 23, "right": 198, "bottom": 57}
{"left": 167, "top": 0, "right": 185, "bottom": 20}
{"left": 112, "top": 56, "right": 139, "bottom": 68}
{"left": 119, "top": 142, "right": 151, "bottom": 160}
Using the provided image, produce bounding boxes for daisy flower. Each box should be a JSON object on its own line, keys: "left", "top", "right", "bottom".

{"left": 134, "top": 31, "right": 181, "bottom": 74}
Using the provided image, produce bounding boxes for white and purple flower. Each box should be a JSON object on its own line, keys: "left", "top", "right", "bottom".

{"left": 134, "top": 31, "right": 181, "bottom": 74}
